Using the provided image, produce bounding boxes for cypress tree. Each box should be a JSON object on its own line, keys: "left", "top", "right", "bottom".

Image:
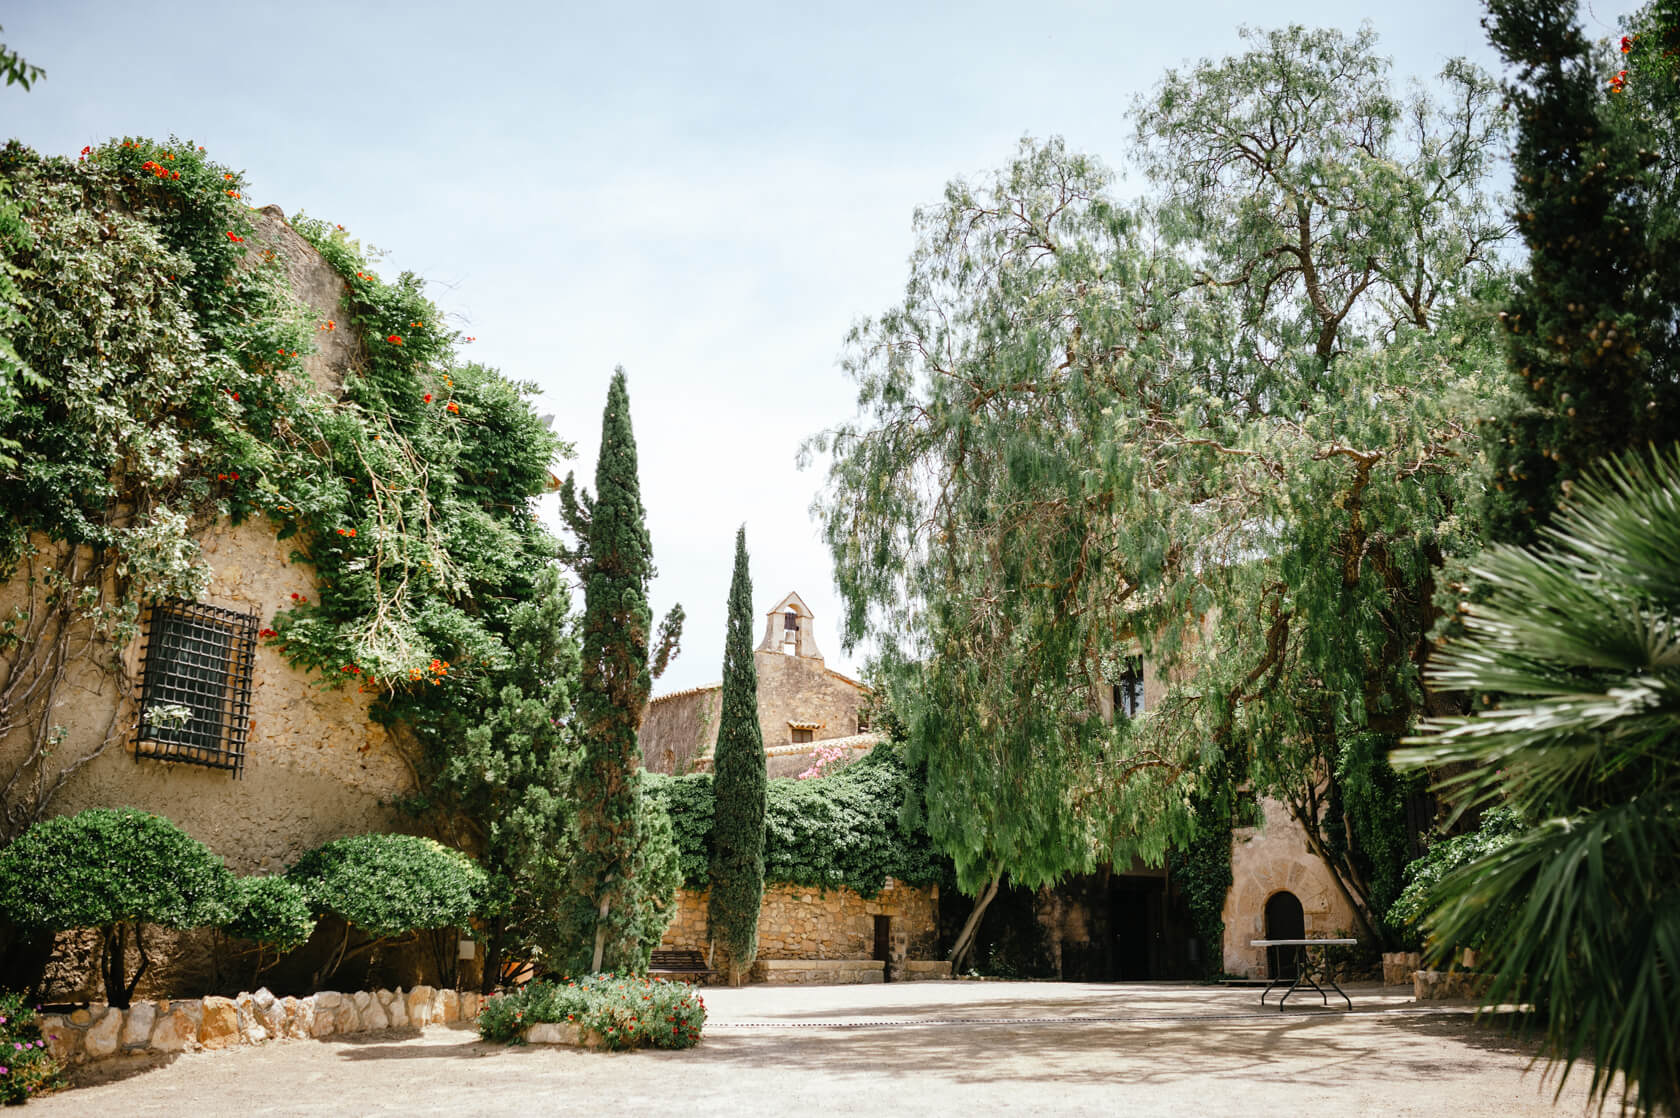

{"left": 707, "top": 526, "right": 766, "bottom": 986}
{"left": 1482, "top": 0, "right": 1680, "bottom": 545}
{"left": 566, "top": 369, "right": 657, "bottom": 974}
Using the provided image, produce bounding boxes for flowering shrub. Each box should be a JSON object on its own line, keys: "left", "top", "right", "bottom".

{"left": 478, "top": 974, "right": 705, "bottom": 1051}
{"left": 0, "top": 993, "right": 64, "bottom": 1104}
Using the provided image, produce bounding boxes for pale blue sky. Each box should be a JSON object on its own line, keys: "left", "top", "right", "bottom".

{"left": 3, "top": 1, "right": 1634, "bottom": 691}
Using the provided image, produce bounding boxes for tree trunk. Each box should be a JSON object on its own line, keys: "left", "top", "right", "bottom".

{"left": 101, "top": 923, "right": 127, "bottom": 1009}
{"left": 480, "top": 919, "right": 505, "bottom": 995}
{"left": 591, "top": 895, "right": 611, "bottom": 974}
{"left": 948, "top": 872, "right": 1002, "bottom": 975}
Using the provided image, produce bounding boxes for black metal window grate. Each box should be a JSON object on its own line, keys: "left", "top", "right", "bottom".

{"left": 135, "top": 599, "right": 257, "bottom": 776}
{"left": 1113, "top": 655, "right": 1145, "bottom": 719}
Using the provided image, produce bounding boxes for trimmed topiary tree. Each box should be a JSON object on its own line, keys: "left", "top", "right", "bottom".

{"left": 287, "top": 833, "right": 485, "bottom": 985}
{"left": 707, "top": 526, "right": 766, "bottom": 985}
{"left": 0, "top": 808, "right": 232, "bottom": 1007}
{"left": 221, "top": 875, "right": 316, "bottom": 989}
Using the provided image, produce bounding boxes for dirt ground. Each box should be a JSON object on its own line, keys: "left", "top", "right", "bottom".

{"left": 33, "top": 981, "right": 1607, "bottom": 1117}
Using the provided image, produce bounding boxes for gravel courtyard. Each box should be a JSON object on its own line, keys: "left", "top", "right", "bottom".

{"left": 34, "top": 981, "right": 1604, "bottom": 1117}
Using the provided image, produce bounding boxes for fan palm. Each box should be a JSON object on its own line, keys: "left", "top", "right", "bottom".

{"left": 1393, "top": 445, "right": 1680, "bottom": 1117}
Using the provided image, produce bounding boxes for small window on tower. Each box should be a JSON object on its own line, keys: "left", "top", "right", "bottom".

{"left": 1112, "top": 656, "right": 1145, "bottom": 719}
{"left": 784, "top": 610, "right": 798, "bottom": 631}
{"left": 792, "top": 727, "right": 814, "bottom": 744}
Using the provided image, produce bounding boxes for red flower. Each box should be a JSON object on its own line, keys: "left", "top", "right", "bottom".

{"left": 387, "top": 334, "right": 403, "bottom": 345}
{"left": 1622, "top": 35, "right": 1633, "bottom": 52}
{"left": 81, "top": 145, "right": 91, "bottom": 156}
{"left": 227, "top": 232, "right": 244, "bottom": 243}
{"left": 423, "top": 393, "right": 433, "bottom": 403}
{"left": 170, "top": 170, "right": 180, "bottom": 180}
{"left": 259, "top": 628, "right": 278, "bottom": 640}
{"left": 446, "top": 401, "right": 460, "bottom": 414}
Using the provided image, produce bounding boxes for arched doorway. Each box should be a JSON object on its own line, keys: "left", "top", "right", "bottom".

{"left": 1264, "top": 891, "right": 1305, "bottom": 979}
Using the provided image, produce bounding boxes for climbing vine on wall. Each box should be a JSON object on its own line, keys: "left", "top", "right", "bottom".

{"left": 0, "top": 136, "right": 565, "bottom": 835}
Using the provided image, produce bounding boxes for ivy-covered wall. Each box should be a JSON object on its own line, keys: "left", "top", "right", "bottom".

{"left": 643, "top": 745, "right": 949, "bottom": 897}
{"left": 0, "top": 136, "right": 565, "bottom": 875}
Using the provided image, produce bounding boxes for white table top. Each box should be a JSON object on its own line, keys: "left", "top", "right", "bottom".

{"left": 1250, "top": 938, "right": 1358, "bottom": 947}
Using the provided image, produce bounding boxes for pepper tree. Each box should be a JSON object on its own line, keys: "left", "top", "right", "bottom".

{"left": 707, "top": 526, "right": 766, "bottom": 985}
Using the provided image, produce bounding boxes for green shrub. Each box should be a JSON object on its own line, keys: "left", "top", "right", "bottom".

{"left": 477, "top": 974, "right": 705, "bottom": 1051}
{"left": 645, "top": 745, "right": 950, "bottom": 896}
{"left": 0, "top": 992, "right": 62, "bottom": 1104}
{"left": 288, "top": 834, "right": 485, "bottom": 939}
{"left": 223, "top": 876, "right": 316, "bottom": 951}
{"left": 1386, "top": 808, "right": 1525, "bottom": 949}
{"left": 0, "top": 809, "right": 231, "bottom": 1007}
{"left": 221, "top": 875, "right": 317, "bottom": 991}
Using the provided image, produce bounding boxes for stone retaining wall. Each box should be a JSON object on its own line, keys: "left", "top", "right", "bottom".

{"left": 659, "top": 878, "right": 939, "bottom": 972}
{"left": 1381, "top": 951, "right": 1422, "bottom": 986}
{"left": 749, "top": 959, "right": 885, "bottom": 985}
{"left": 40, "top": 985, "right": 483, "bottom": 1066}
{"left": 1413, "top": 969, "right": 1492, "bottom": 1001}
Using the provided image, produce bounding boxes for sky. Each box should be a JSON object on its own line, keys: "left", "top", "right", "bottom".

{"left": 3, "top": 0, "right": 1637, "bottom": 692}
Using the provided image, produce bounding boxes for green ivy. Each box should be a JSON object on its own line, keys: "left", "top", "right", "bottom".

{"left": 645, "top": 746, "right": 950, "bottom": 897}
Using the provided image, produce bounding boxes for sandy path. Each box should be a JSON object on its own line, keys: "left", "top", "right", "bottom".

{"left": 31, "top": 981, "right": 1603, "bottom": 1117}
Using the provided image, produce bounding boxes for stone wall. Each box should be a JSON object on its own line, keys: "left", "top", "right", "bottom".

{"left": 752, "top": 651, "right": 868, "bottom": 748}
{"left": 659, "top": 878, "right": 939, "bottom": 978}
{"left": 0, "top": 208, "right": 428, "bottom": 1001}
{"left": 41, "top": 985, "right": 482, "bottom": 1066}
{"left": 1220, "top": 796, "right": 1360, "bottom": 977}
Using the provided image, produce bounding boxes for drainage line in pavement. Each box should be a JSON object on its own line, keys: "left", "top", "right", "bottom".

{"left": 707, "top": 1006, "right": 1483, "bottom": 1030}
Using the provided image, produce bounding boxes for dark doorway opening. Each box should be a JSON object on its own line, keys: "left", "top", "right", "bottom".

{"left": 1264, "top": 891, "right": 1305, "bottom": 979}
{"left": 1108, "top": 878, "right": 1165, "bottom": 980}
{"left": 873, "top": 915, "right": 892, "bottom": 979}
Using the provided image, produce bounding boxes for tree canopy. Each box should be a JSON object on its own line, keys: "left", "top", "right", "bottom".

{"left": 809, "top": 26, "right": 1512, "bottom": 937}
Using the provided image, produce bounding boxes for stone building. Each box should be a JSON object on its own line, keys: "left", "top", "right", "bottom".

{"left": 0, "top": 208, "right": 504, "bottom": 998}
{"left": 639, "top": 591, "right": 880, "bottom": 778}
{"left": 0, "top": 208, "right": 414, "bottom": 880}
{"left": 1040, "top": 652, "right": 1361, "bottom": 981}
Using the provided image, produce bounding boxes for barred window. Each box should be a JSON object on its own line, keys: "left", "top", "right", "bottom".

{"left": 134, "top": 600, "right": 257, "bottom": 776}
{"left": 1112, "top": 656, "right": 1145, "bottom": 719}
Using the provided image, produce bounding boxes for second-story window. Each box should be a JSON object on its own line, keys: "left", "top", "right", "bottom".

{"left": 1113, "top": 656, "right": 1145, "bottom": 719}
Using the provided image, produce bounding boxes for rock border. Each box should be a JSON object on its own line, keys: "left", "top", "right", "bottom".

{"left": 40, "top": 985, "right": 484, "bottom": 1066}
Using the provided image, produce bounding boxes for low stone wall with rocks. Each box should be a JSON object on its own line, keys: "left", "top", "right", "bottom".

{"left": 659, "top": 877, "right": 939, "bottom": 980}
{"left": 1382, "top": 951, "right": 1422, "bottom": 986}
{"left": 749, "top": 959, "right": 885, "bottom": 985}
{"left": 1413, "top": 969, "right": 1492, "bottom": 1001}
{"left": 41, "top": 985, "right": 483, "bottom": 1066}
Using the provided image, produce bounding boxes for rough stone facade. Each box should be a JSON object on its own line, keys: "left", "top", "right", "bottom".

{"left": 0, "top": 208, "right": 435, "bottom": 1002}
{"left": 40, "top": 985, "right": 482, "bottom": 1067}
{"left": 639, "top": 591, "right": 876, "bottom": 776}
{"left": 1220, "top": 796, "right": 1361, "bottom": 977}
{"left": 659, "top": 879, "right": 939, "bottom": 980}
{"left": 0, "top": 206, "right": 414, "bottom": 875}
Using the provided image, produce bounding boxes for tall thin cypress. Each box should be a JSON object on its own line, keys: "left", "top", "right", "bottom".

{"left": 567, "top": 369, "right": 655, "bottom": 974}
{"left": 707, "top": 526, "right": 766, "bottom": 986}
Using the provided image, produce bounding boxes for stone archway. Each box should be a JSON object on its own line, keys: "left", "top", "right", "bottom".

{"left": 1263, "top": 890, "right": 1305, "bottom": 979}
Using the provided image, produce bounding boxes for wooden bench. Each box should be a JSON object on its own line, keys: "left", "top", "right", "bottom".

{"left": 650, "top": 949, "right": 713, "bottom": 983}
